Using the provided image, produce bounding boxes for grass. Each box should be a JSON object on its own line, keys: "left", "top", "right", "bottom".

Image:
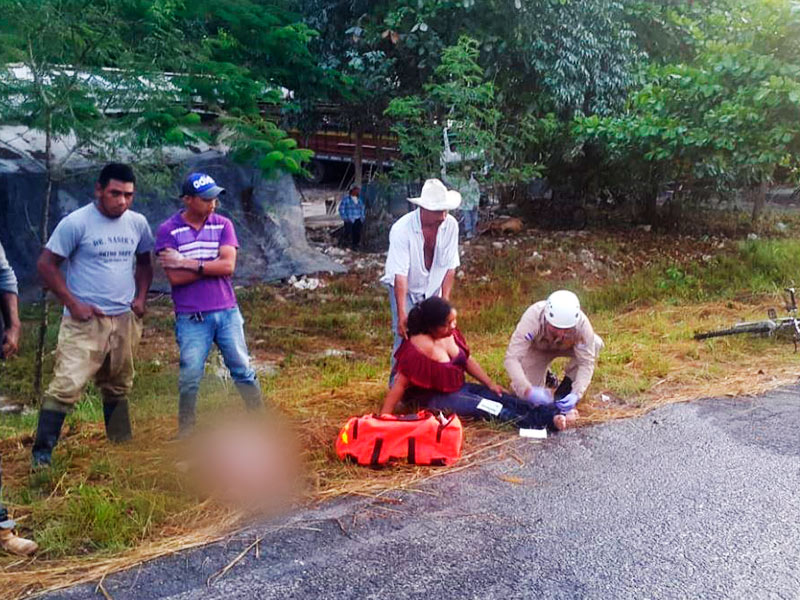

{"left": 3, "top": 228, "right": 800, "bottom": 597}
{"left": 586, "top": 238, "right": 800, "bottom": 312}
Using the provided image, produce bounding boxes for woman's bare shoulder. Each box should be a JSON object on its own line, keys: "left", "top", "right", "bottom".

{"left": 409, "top": 334, "right": 435, "bottom": 354}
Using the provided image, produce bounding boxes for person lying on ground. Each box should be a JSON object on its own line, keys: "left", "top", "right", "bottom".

{"left": 155, "top": 172, "right": 264, "bottom": 439}
{"left": 504, "top": 290, "right": 604, "bottom": 430}
{"left": 0, "top": 241, "right": 37, "bottom": 556}
{"left": 32, "top": 163, "right": 154, "bottom": 467}
{"left": 380, "top": 297, "right": 568, "bottom": 430}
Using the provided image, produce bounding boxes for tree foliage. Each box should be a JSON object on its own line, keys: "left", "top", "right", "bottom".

{"left": 385, "top": 35, "right": 500, "bottom": 181}
{"left": 297, "top": 0, "right": 642, "bottom": 184}
{"left": 0, "top": 0, "right": 318, "bottom": 179}
{"left": 575, "top": 0, "right": 800, "bottom": 218}
{"left": 0, "top": 0, "right": 186, "bottom": 174}
{"left": 5, "top": 0, "right": 800, "bottom": 225}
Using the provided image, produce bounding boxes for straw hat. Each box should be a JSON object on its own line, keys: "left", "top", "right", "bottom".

{"left": 408, "top": 178, "right": 462, "bottom": 211}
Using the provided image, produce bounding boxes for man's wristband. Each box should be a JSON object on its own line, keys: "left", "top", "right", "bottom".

{"left": 197, "top": 260, "right": 204, "bottom": 275}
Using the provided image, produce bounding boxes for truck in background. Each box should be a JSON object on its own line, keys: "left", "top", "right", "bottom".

{"left": 287, "top": 104, "right": 399, "bottom": 184}
{"left": 288, "top": 105, "right": 473, "bottom": 185}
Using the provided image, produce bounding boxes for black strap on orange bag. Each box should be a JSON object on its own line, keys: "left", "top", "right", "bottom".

{"left": 335, "top": 411, "right": 462, "bottom": 467}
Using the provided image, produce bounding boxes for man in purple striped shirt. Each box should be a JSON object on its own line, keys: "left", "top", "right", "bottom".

{"left": 155, "top": 173, "right": 263, "bottom": 437}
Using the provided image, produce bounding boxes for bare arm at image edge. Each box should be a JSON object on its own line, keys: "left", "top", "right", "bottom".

{"left": 1, "top": 291, "right": 20, "bottom": 357}
{"left": 0, "top": 242, "right": 20, "bottom": 356}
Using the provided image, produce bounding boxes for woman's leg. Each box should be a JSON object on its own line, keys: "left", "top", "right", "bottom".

{"left": 423, "top": 383, "right": 557, "bottom": 429}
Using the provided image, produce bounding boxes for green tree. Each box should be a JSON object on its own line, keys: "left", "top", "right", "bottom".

{"left": 385, "top": 35, "right": 500, "bottom": 182}
{"left": 350, "top": 0, "right": 641, "bottom": 117}
{"left": 173, "top": 0, "right": 327, "bottom": 113}
{"left": 575, "top": 0, "right": 800, "bottom": 223}
{"left": 340, "top": 0, "right": 641, "bottom": 189}
{"left": 294, "top": 0, "right": 396, "bottom": 186}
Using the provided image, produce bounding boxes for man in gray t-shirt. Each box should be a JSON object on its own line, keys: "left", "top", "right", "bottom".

{"left": 45, "top": 199, "right": 153, "bottom": 317}
{"left": 32, "top": 163, "right": 154, "bottom": 466}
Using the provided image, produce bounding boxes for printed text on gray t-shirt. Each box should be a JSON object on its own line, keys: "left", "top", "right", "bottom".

{"left": 46, "top": 203, "right": 154, "bottom": 316}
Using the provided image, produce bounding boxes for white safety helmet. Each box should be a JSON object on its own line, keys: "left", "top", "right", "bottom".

{"left": 544, "top": 290, "right": 581, "bottom": 329}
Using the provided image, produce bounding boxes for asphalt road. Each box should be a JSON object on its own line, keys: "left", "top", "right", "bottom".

{"left": 49, "top": 386, "right": 800, "bottom": 600}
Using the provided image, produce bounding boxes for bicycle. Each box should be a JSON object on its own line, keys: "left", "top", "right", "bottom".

{"left": 693, "top": 287, "right": 800, "bottom": 351}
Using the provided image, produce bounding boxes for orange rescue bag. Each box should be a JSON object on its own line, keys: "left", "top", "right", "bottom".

{"left": 335, "top": 411, "right": 462, "bottom": 467}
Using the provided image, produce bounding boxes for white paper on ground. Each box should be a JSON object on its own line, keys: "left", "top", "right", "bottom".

{"left": 476, "top": 398, "right": 503, "bottom": 417}
{"left": 519, "top": 428, "right": 548, "bottom": 439}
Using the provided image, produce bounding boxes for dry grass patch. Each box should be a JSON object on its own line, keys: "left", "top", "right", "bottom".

{"left": 582, "top": 299, "right": 800, "bottom": 423}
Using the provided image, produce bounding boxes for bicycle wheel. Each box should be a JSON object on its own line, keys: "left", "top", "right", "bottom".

{"left": 694, "top": 322, "right": 773, "bottom": 340}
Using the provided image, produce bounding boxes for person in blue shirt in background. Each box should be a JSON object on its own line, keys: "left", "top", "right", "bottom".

{"left": 338, "top": 186, "right": 366, "bottom": 250}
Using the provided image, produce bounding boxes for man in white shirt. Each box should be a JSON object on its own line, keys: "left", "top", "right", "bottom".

{"left": 380, "top": 179, "right": 461, "bottom": 382}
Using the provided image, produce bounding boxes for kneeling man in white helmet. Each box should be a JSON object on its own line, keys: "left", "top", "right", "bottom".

{"left": 504, "top": 290, "right": 602, "bottom": 430}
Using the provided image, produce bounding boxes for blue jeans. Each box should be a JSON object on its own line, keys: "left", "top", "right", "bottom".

{"left": 420, "top": 382, "right": 557, "bottom": 429}
{"left": 462, "top": 208, "right": 478, "bottom": 239}
{"left": 175, "top": 307, "right": 262, "bottom": 432}
{"left": 387, "top": 284, "right": 414, "bottom": 386}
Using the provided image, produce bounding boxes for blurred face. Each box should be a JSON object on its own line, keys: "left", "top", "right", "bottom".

{"left": 420, "top": 207, "right": 447, "bottom": 227}
{"left": 95, "top": 179, "right": 134, "bottom": 218}
{"left": 184, "top": 194, "right": 217, "bottom": 218}
{"left": 432, "top": 309, "right": 458, "bottom": 339}
{"left": 544, "top": 321, "right": 574, "bottom": 343}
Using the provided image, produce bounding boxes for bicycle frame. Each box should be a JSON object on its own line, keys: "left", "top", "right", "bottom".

{"left": 693, "top": 287, "right": 800, "bottom": 351}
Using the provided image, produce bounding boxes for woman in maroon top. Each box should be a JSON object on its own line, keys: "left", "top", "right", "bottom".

{"left": 381, "top": 297, "right": 561, "bottom": 429}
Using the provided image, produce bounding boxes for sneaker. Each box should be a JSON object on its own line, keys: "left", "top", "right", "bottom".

{"left": 0, "top": 529, "right": 38, "bottom": 556}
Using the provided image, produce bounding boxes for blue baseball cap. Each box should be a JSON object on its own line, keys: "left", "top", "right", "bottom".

{"left": 182, "top": 172, "right": 226, "bottom": 200}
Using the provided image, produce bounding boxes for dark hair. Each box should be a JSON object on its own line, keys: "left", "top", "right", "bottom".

{"left": 350, "top": 186, "right": 360, "bottom": 194}
{"left": 98, "top": 163, "right": 136, "bottom": 188}
{"left": 406, "top": 297, "right": 453, "bottom": 336}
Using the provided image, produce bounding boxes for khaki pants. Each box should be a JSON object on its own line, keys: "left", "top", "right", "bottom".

{"left": 43, "top": 312, "right": 143, "bottom": 413}
{"left": 521, "top": 334, "right": 604, "bottom": 389}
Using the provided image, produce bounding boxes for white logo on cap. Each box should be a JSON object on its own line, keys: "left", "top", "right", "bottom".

{"left": 193, "top": 175, "right": 214, "bottom": 189}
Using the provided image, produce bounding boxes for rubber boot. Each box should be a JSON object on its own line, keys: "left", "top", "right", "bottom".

{"left": 103, "top": 397, "right": 132, "bottom": 443}
{"left": 236, "top": 381, "right": 263, "bottom": 412}
{"left": 0, "top": 529, "right": 38, "bottom": 556}
{"left": 176, "top": 393, "right": 197, "bottom": 440}
{"left": 31, "top": 409, "right": 66, "bottom": 467}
